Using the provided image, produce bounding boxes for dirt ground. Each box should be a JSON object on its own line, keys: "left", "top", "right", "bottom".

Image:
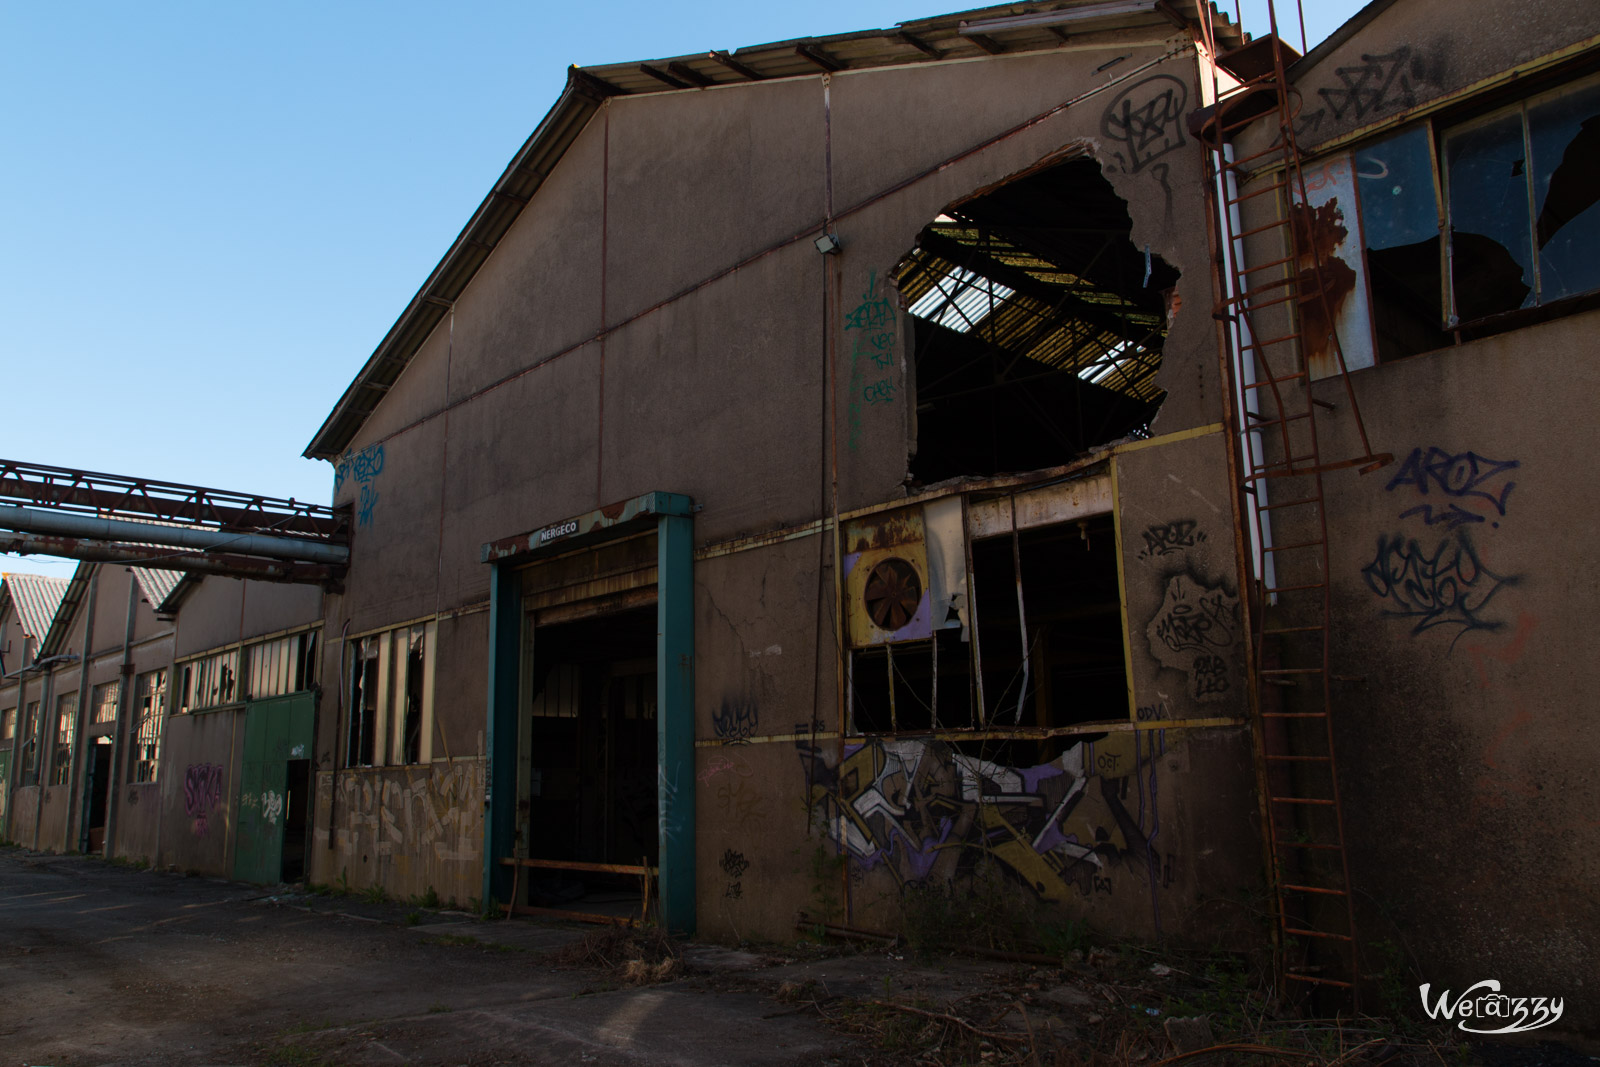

{"left": 1, "top": 848, "right": 1591, "bottom": 1066}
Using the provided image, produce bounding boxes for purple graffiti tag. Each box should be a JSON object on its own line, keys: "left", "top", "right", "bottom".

{"left": 184, "top": 762, "right": 224, "bottom": 837}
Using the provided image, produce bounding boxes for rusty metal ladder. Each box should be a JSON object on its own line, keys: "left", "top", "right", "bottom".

{"left": 1197, "top": 4, "right": 1391, "bottom": 1005}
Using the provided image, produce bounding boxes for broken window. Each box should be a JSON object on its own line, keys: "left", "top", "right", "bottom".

{"left": 51, "top": 691, "right": 76, "bottom": 785}
{"left": 1, "top": 706, "right": 13, "bottom": 743}
{"left": 180, "top": 648, "right": 240, "bottom": 712}
{"left": 20, "top": 700, "right": 39, "bottom": 785}
{"left": 1355, "top": 125, "right": 1450, "bottom": 361}
{"left": 93, "top": 681, "right": 120, "bottom": 725}
{"left": 346, "top": 637, "right": 378, "bottom": 768}
{"left": 1444, "top": 72, "right": 1600, "bottom": 324}
{"left": 897, "top": 158, "right": 1177, "bottom": 485}
{"left": 131, "top": 669, "right": 165, "bottom": 783}
{"left": 847, "top": 513, "right": 1127, "bottom": 736}
{"left": 344, "top": 624, "right": 430, "bottom": 768}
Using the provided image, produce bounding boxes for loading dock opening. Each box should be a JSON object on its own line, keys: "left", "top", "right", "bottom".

{"left": 483, "top": 493, "right": 695, "bottom": 932}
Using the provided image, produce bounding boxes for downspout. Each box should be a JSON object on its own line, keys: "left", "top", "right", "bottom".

{"left": 4, "top": 640, "right": 27, "bottom": 835}
{"left": 66, "top": 565, "right": 100, "bottom": 851}
{"left": 31, "top": 666, "right": 56, "bottom": 849}
{"left": 102, "top": 572, "right": 139, "bottom": 857}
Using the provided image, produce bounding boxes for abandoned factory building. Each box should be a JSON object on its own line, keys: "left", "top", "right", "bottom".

{"left": 5, "top": 0, "right": 1598, "bottom": 1032}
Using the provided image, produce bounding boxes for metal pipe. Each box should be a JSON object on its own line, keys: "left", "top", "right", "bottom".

{"left": 0, "top": 503, "right": 349, "bottom": 565}
{"left": 1, "top": 532, "right": 338, "bottom": 584}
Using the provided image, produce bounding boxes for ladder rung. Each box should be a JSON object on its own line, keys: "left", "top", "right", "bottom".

{"left": 1219, "top": 141, "right": 1287, "bottom": 173}
{"left": 1269, "top": 796, "right": 1336, "bottom": 806}
{"left": 1238, "top": 290, "right": 1299, "bottom": 315}
{"left": 1260, "top": 582, "right": 1324, "bottom": 593}
{"left": 1274, "top": 839, "right": 1344, "bottom": 851}
{"left": 1282, "top": 883, "right": 1348, "bottom": 896}
{"left": 1235, "top": 216, "right": 1290, "bottom": 241}
{"left": 1246, "top": 411, "right": 1312, "bottom": 428}
{"left": 1254, "top": 453, "right": 1320, "bottom": 471}
{"left": 1262, "top": 625, "right": 1321, "bottom": 634}
{"left": 1239, "top": 330, "right": 1302, "bottom": 351}
{"left": 1262, "top": 539, "right": 1323, "bottom": 553}
{"left": 1244, "top": 370, "right": 1308, "bottom": 389}
{"left": 1261, "top": 667, "right": 1324, "bottom": 674}
{"left": 1262, "top": 712, "right": 1330, "bottom": 719}
{"left": 1283, "top": 927, "right": 1354, "bottom": 944}
{"left": 1259, "top": 496, "right": 1320, "bottom": 512}
{"left": 1236, "top": 251, "right": 1297, "bottom": 276}
{"left": 1227, "top": 181, "right": 1288, "bottom": 208}
{"left": 1285, "top": 973, "right": 1355, "bottom": 988}
{"left": 1264, "top": 754, "right": 1331, "bottom": 762}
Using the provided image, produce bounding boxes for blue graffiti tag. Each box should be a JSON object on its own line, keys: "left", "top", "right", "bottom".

{"left": 334, "top": 444, "right": 386, "bottom": 527}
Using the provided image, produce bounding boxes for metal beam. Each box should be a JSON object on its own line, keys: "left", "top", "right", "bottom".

{"left": 0, "top": 457, "right": 346, "bottom": 541}
{"left": 0, "top": 503, "right": 349, "bottom": 565}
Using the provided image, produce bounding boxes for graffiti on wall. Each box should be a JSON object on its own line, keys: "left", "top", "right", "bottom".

{"left": 1361, "top": 530, "right": 1516, "bottom": 644}
{"left": 720, "top": 848, "right": 750, "bottom": 900}
{"left": 845, "top": 269, "right": 898, "bottom": 451}
{"left": 1138, "top": 520, "right": 1207, "bottom": 560}
{"left": 1146, "top": 572, "right": 1240, "bottom": 702}
{"left": 711, "top": 700, "right": 758, "bottom": 744}
{"left": 1364, "top": 444, "right": 1523, "bottom": 647}
{"left": 798, "top": 733, "right": 1174, "bottom": 909}
{"left": 334, "top": 443, "right": 385, "bottom": 528}
{"left": 184, "top": 763, "right": 225, "bottom": 837}
{"left": 1100, "top": 74, "right": 1188, "bottom": 174}
{"left": 329, "top": 760, "right": 482, "bottom": 864}
{"left": 1289, "top": 46, "right": 1431, "bottom": 142}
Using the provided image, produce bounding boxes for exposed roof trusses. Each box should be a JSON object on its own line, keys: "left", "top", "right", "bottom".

{"left": 305, "top": 1, "right": 1244, "bottom": 461}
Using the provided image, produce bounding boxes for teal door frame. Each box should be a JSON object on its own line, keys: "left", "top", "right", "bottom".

{"left": 482, "top": 492, "right": 696, "bottom": 933}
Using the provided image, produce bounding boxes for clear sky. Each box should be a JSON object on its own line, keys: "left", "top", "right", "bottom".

{"left": 1, "top": 0, "right": 1367, "bottom": 579}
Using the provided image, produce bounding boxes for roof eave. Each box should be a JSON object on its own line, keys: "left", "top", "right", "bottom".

{"left": 304, "top": 76, "right": 608, "bottom": 461}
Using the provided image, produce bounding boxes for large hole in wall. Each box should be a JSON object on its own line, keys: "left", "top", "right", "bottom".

{"left": 897, "top": 157, "right": 1178, "bottom": 485}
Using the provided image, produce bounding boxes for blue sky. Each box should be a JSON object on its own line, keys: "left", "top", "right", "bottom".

{"left": 1, "top": 0, "right": 1366, "bottom": 578}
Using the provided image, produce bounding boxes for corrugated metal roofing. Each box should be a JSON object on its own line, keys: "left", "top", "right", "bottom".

{"left": 306, "top": 1, "right": 1244, "bottom": 461}
{"left": 0, "top": 572, "right": 71, "bottom": 639}
{"left": 133, "top": 568, "right": 182, "bottom": 608}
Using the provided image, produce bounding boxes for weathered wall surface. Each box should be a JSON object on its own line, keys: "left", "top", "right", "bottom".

{"left": 1286, "top": 0, "right": 1600, "bottom": 157}
{"left": 1308, "top": 307, "right": 1600, "bottom": 1026}
{"left": 173, "top": 578, "right": 322, "bottom": 658}
{"left": 319, "top": 38, "right": 1255, "bottom": 923}
{"left": 157, "top": 708, "right": 244, "bottom": 876}
{"left": 113, "top": 781, "right": 162, "bottom": 864}
{"left": 309, "top": 758, "right": 484, "bottom": 905}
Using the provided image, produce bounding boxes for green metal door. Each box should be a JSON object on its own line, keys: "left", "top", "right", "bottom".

{"left": 233, "top": 693, "right": 314, "bottom": 884}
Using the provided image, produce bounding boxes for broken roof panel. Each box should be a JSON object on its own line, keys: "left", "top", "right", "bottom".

{"left": 133, "top": 568, "right": 182, "bottom": 609}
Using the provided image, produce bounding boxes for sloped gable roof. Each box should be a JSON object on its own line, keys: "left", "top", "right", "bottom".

{"left": 0, "top": 571, "right": 71, "bottom": 639}
{"left": 305, "top": 0, "right": 1243, "bottom": 460}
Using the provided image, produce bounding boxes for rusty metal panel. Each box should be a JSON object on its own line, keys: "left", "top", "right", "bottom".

{"left": 843, "top": 507, "right": 932, "bottom": 648}
{"left": 965, "top": 475, "right": 1113, "bottom": 539}
{"left": 519, "top": 532, "right": 659, "bottom": 612}
{"left": 1291, "top": 153, "right": 1377, "bottom": 380}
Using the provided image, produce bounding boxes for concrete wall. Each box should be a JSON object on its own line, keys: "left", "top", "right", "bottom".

{"left": 308, "top": 758, "right": 484, "bottom": 905}
{"left": 173, "top": 577, "right": 323, "bottom": 658}
{"left": 315, "top": 36, "right": 1265, "bottom": 934}
{"left": 156, "top": 706, "right": 246, "bottom": 876}
{"left": 1308, "top": 307, "right": 1600, "bottom": 1028}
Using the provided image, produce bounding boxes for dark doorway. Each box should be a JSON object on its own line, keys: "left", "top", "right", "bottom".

{"left": 520, "top": 605, "right": 658, "bottom": 916}
{"left": 86, "top": 739, "right": 112, "bottom": 853}
{"left": 897, "top": 157, "right": 1178, "bottom": 484}
{"left": 281, "top": 758, "right": 310, "bottom": 883}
